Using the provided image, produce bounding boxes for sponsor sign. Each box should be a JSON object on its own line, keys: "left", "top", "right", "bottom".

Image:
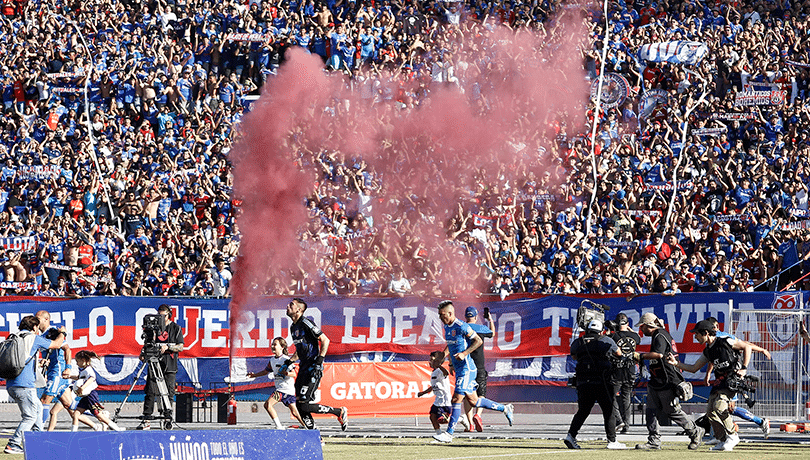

{"left": 24, "top": 429, "right": 322, "bottom": 460}
{"left": 320, "top": 362, "right": 435, "bottom": 416}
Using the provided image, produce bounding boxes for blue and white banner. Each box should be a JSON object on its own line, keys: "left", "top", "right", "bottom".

{"left": 24, "top": 429, "right": 322, "bottom": 460}
{"left": 0, "top": 236, "right": 37, "bottom": 252}
{"left": 637, "top": 41, "right": 709, "bottom": 65}
{"left": 0, "top": 293, "right": 806, "bottom": 389}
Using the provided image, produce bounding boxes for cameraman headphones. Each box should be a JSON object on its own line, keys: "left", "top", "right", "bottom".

{"left": 157, "top": 304, "right": 173, "bottom": 319}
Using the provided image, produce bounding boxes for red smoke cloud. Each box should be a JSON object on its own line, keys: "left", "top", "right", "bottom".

{"left": 229, "top": 14, "right": 590, "bottom": 354}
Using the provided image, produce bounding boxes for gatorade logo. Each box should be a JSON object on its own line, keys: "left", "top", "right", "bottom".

{"left": 330, "top": 381, "right": 424, "bottom": 400}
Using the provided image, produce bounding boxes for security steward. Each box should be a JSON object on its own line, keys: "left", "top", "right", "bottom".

{"left": 563, "top": 319, "right": 626, "bottom": 450}
{"left": 668, "top": 319, "right": 753, "bottom": 452}
{"left": 609, "top": 313, "right": 640, "bottom": 434}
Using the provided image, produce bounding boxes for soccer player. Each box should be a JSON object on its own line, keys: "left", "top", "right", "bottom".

{"left": 281, "top": 298, "right": 347, "bottom": 431}
{"left": 432, "top": 300, "right": 514, "bottom": 443}
{"left": 417, "top": 350, "right": 469, "bottom": 434}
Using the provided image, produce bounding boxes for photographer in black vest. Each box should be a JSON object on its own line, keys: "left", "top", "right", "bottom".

{"left": 668, "top": 319, "right": 753, "bottom": 452}
{"left": 608, "top": 313, "right": 640, "bottom": 434}
{"left": 563, "top": 319, "right": 626, "bottom": 450}
{"left": 635, "top": 312, "right": 704, "bottom": 450}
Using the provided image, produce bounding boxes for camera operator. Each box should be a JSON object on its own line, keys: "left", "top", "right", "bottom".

{"left": 608, "top": 313, "right": 640, "bottom": 434}
{"left": 668, "top": 319, "right": 753, "bottom": 452}
{"left": 563, "top": 319, "right": 626, "bottom": 450}
{"left": 635, "top": 313, "right": 704, "bottom": 450}
{"left": 136, "top": 304, "right": 183, "bottom": 430}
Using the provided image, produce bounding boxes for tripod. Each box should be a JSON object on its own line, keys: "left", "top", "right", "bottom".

{"left": 113, "top": 355, "right": 179, "bottom": 430}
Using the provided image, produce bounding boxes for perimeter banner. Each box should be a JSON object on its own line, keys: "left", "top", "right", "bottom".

{"left": 0, "top": 293, "right": 804, "bottom": 389}
{"left": 0, "top": 293, "right": 803, "bottom": 357}
{"left": 23, "top": 429, "right": 322, "bottom": 460}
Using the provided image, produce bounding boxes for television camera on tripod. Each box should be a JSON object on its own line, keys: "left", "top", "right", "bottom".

{"left": 113, "top": 305, "right": 184, "bottom": 430}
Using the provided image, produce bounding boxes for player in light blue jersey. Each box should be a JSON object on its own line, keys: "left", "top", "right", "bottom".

{"left": 36, "top": 310, "right": 97, "bottom": 431}
{"left": 432, "top": 300, "right": 514, "bottom": 443}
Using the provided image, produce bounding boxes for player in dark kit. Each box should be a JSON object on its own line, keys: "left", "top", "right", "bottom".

{"left": 280, "top": 298, "right": 347, "bottom": 431}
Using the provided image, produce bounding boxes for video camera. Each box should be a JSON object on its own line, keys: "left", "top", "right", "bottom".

{"left": 576, "top": 300, "right": 610, "bottom": 330}
{"left": 727, "top": 374, "right": 759, "bottom": 408}
{"left": 141, "top": 314, "right": 166, "bottom": 359}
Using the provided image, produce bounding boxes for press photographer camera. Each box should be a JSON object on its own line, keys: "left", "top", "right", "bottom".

{"left": 727, "top": 374, "right": 758, "bottom": 408}
{"left": 136, "top": 304, "right": 184, "bottom": 430}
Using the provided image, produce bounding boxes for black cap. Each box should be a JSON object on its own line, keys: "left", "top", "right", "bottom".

{"left": 690, "top": 319, "right": 715, "bottom": 333}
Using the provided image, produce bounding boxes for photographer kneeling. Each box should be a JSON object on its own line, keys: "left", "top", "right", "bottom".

{"left": 563, "top": 319, "right": 626, "bottom": 450}
{"left": 667, "top": 319, "right": 753, "bottom": 452}
{"left": 137, "top": 304, "right": 183, "bottom": 430}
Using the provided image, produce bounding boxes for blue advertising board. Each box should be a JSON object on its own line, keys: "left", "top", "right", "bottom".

{"left": 23, "top": 429, "right": 322, "bottom": 460}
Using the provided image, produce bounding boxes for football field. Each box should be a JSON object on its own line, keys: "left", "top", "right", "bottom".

{"left": 323, "top": 437, "right": 810, "bottom": 460}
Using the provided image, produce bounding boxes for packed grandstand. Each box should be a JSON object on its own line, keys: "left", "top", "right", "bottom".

{"left": 0, "top": 0, "right": 808, "bottom": 298}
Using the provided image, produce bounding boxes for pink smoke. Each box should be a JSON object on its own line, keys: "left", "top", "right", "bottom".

{"left": 228, "top": 15, "right": 590, "bottom": 356}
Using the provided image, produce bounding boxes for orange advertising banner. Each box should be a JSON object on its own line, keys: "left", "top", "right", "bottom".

{"left": 313, "top": 362, "right": 446, "bottom": 417}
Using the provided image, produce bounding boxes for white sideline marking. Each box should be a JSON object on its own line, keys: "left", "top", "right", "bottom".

{"left": 425, "top": 450, "right": 574, "bottom": 460}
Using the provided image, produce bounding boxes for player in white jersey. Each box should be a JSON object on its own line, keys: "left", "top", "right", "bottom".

{"left": 418, "top": 350, "right": 470, "bottom": 434}
{"left": 248, "top": 337, "right": 306, "bottom": 429}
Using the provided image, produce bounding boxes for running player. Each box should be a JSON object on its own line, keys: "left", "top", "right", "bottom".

{"left": 280, "top": 298, "right": 348, "bottom": 431}
{"left": 432, "top": 300, "right": 514, "bottom": 443}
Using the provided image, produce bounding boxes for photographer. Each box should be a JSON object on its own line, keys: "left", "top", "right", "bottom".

{"left": 136, "top": 304, "right": 183, "bottom": 430}
{"left": 608, "top": 313, "right": 640, "bottom": 434}
{"left": 635, "top": 313, "right": 704, "bottom": 450}
{"left": 563, "top": 319, "right": 625, "bottom": 450}
{"left": 668, "top": 319, "right": 753, "bottom": 452}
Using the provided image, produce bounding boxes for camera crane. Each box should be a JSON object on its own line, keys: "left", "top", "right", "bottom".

{"left": 112, "top": 314, "right": 179, "bottom": 430}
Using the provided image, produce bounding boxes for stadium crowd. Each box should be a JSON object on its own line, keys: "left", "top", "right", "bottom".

{"left": 1, "top": 0, "right": 809, "bottom": 298}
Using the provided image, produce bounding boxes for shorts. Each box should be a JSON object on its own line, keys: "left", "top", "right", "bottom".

{"left": 295, "top": 365, "right": 322, "bottom": 403}
{"left": 44, "top": 376, "right": 70, "bottom": 398}
{"left": 475, "top": 369, "right": 488, "bottom": 397}
{"left": 272, "top": 391, "right": 296, "bottom": 407}
{"left": 430, "top": 405, "right": 451, "bottom": 423}
{"left": 453, "top": 367, "right": 478, "bottom": 396}
{"left": 76, "top": 391, "right": 104, "bottom": 415}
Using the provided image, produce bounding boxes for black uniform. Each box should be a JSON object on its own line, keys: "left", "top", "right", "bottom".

{"left": 567, "top": 332, "right": 619, "bottom": 442}
{"left": 143, "top": 321, "right": 183, "bottom": 418}
{"left": 468, "top": 323, "right": 493, "bottom": 397}
{"left": 290, "top": 315, "right": 341, "bottom": 429}
{"left": 610, "top": 329, "right": 640, "bottom": 429}
{"left": 643, "top": 328, "right": 700, "bottom": 446}
{"left": 701, "top": 335, "right": 742, "bottom": 439}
